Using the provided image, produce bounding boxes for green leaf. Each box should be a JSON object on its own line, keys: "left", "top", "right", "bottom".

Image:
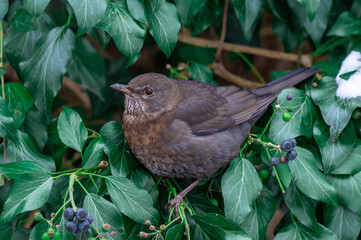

{"left": 106, "top": 176, "right": 159, "bottom": 224}
{"left": 296, "top": 0, "right": 320, "bottom": 21}
{"left": 188, "top": 62, "right": 219, "bottom": 85}
{"left": 67, "top": 0, "right": 108, "bottom": 36}
{"left": 0, "top": 98, "right": 17, "bottom": 140}
{"left": 272, "top": 18, "right": 301, "bottom": 52}
{"left": 84, "top": 193, "right": 126, "bottom": 240}
{"left": 192, "top": 0, "right": 222, "bottom": 36}
{"left": 1, "top": 82, "right": 34, "bottom": 128}
{"left": 130, "top": 168, "right": 158, "bottom": 203}
{"left": 188, "top": 193, "right": 223, "bottom": 216}
{"left": 67, "top": 37, "right": 106, "bottom": 101}
{"left": 174, "top": 0, "right": 208, "bottom": 26}
{"left": 324, "top": 204, "right": 361, "bottom": 240}
{"left": 127, "top": 0, "right": 146, "bottom": 22}
{"left": 82, "top": 137, "right": 104, "bottom": 169}
{"left": 0, "top": 173, "right": 53, "bottom": 223}
{"left": 274, "top": 222, "right": 337, "bottom": 240}
{"left": 145, "top": 1, "right": 181, "bottom": 57}
{"left": 0, "top": 224, "right": 12, "bottom": 239}
{"left": 100, "top": 121, "right": 138, "bottom": 177}
{"left": 222, "top": 158, "right": 262, "bottom": 224}
{"left": 29, "top": 221, "right": 48, "bottom": 240}
{"left": 43, "top": 120, "right": 67, "bottom": 170}
{"left": 327, "top": 172, "right": 361, "bottom": 214}
{"left": 331, "top": 140, "right": 361, "bottom": 175}
{"left": 311, "top": 76, "right": 358, "bottom": 140}
{"left": 0, "top": 161, "right": 48, "bottom": 179}
{"left": 165, "top": 224, "right": 184, "bottom": 240}
{"left": 97, "top": 1, "right": 146, "bottom": 58}
{"left": 57, "top": 106, "right": 88, "bottom": 152}
{"left": 339, "top": 70, "right": 357, "bottom": 80}
{"left": 19, "top": 26, "right": 75, "bottom": 119}
{"left": 23, "top": 107, "right": 48, "bottom": 151}
{"left": 328, "top": 12, "right": 361, "bottom": 37}
{"left": 269, "top": 89, "right": 316, "bottom": 144}
{"left": 284, "top": 180, "right": 317, "bottom": 229}
{"left": 276, "top": 164, "right": 292, "bottom": 188}
{"left": 192, "top": 214, "right": 252, "bottom": 240}
{"left": 0, "top": 67, "right": 4, "bottom": 77}
{"left": 288, "top": 147, "right": 337, "bottom": 206}
{"left": 230, "top": 0, "right": 264, "bottom": 40}
{"left": 313, "top": 117, "right": 356, "bottom": 174}
{"left": 240, "top": 190, "right": 275, "bottom": 240}
{"left": 0, "top": 0, "right": 9, "bottom": 20}
{"left": 9, "top": 9, "right": 35, "bottom": 32}
{"left": 22, "top": 0, "right": 51, "bottom": 16}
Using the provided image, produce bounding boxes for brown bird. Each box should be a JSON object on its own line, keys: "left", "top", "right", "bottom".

{"left": 111, "top": 67, "right": 318, "bottom": 207}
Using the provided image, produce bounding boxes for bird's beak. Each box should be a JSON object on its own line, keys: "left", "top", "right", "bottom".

{"left": 111, "top": 83, "right": 134, "bottom": 95}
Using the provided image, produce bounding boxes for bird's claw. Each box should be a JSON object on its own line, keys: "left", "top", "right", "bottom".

{"left": 166, "top": 195, "right": 185, "bottom": 217}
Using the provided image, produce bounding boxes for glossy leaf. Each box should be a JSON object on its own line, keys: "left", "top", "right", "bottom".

{"left": 29, "top": 221, "right": 48, "bottom": 240}
{"left": 22, "top": 0, "right": 51, "bottom": 16}
{"left": 0, "top": 98, "right": 17, "bottom": 140}
{"left": 165, "top": 224, "right": 184, "bottom": 240}
{"left": 106, "top": 176, "right": 160, "bottom": 224}
{"left": 97, "top": 1, "right": 146, "bottom": 58}
{"left": 222, "top": 158, "right": 262, "bottom": 224}
{"left": 328, "top": 11, "right": 361, "bottom": 37}
{"left": 192, "top": 0, "right": 222, "bottom": 36}
{"left": 174, "top": 0, "right": 208, "bottom": 26}
{"left": 288, "top": 147, "right": 337, "bottom": 206}
{"left": 296, "top": 0, "right": 320, "bottom": 21}
{"left": 276, "top": 164, "right": 292, "bottom": 188}
{"left": 44, "top": 120, "right": 68, "bottom": 170}
{"left": 0, "top": 173, "right": 53, "bottom": 223}
{"left": 274, "top": 222, "right": 337, "bottom": 240}
{"left": 82, "top": 137, "right": 104, "bottom": 169}
{"left": 0, "top": 161, "right": 48, "bottom": 179}
{"left": 230, "top": 0, "right": 264, "bottom": 40}
{"left": 57, "top": 107, "right": 88, "bottom": 152}
{"left": 84, "top": 193, "right": 126, "bottom": 240}
{"left": 332, "top": 140, "right": 361, "bottom": 175}
{"left": 269, "top": 89, "right": 316, "bottom": 144}
{"left": 67, "top": 0, "right": 108, "bottom": 36}
{"left": 19, "top": 26, "right": 75, "bottom": 119}
{"left": 130, "top": 168, "right": 159, "bottom": 203}
{"left": 145, "top": 1, "right": 181, "bottom": 57}
{"left": 127, "top": 0, "right": 146, "bottom": 22}
{"left": 23, "top": 107, "right": 48, "bottom": 151}
{"left": 0, "top": 0, "right": 8, "bottom": 20}
{"left": 188, "top": 62, "right": 219, "bottom": 85}
{"left": 9, "top": 9, "right": 35, "bottom": 32}
{"left": 100, "top": 121, "right": 138, "bottom": 177}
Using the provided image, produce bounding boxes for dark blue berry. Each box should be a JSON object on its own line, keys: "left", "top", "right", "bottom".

{"left": 289, "top": 138, "right": 297, "bottom": 147}
{"left": 78, "top": 220, "right": 91, "bottom": 232}
{"left": 286, "top": 149, "right": 297, "bottom": 160}
{"left": 75, "top": 208, "right": 88, "bottom": 221}
{"left": 65, "top": 221, "right": 77, "bottom": 232}
{"left": 286, "top": 94, "right": 293, "bottom": 100}
{"left": 281, "top": 140, "right": 293, "bottom": 152}
{"left": 86, "top": 215, "right": 94, "bottom": 224}
{"left": 275, "top": 100, "right": 281, "bottom": 105}
{"left": 73, "top": 229, "right": 83, "bottom": 235}
{"left": 280, "top": 155, "right": 289, "bottom": 165}
{"left": 63, "top": 208, "right": 75, "bottom": 221}
{"left": 269, "top": 157, "right": 280, "bottom": 166}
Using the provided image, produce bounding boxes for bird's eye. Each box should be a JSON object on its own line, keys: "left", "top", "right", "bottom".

{"left": 143, "top": 87, "right": 154, "bottom": 96}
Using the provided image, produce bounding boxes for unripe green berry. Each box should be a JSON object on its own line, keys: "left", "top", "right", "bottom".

{"left": 35, "top": 212, "right": 44, "bottom": 221}
{"left": 287, "top": 106, "right": 294, "bottom": 112}
{"left": 210, "top": 198, "right": 218, "bottom": 206}
{"left": 41, "top": 232, "right": 51, "bottom": 240}
{"left": 282, "top": 112, "right": 292, "bottom": 122}
{"left": 352, "top": 109, "right": 361, "bottom": 120}
{"left": 53, "top": 231, "right": 62, "bottom": 240}
{"left": 258, "top": 169, "right": 268, "bottom": 180}
{"left": 87, "top": 238, "right": 97, "bottom": 240}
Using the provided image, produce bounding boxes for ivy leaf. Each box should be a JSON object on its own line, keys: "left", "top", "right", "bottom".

{"left": 339, "top": 70, "right": 357, "bottom": 80}
{"left": 324, "top": 204, "right": 361, "bottom": 240}
{"left": 84, "top": 193, "right": 126, "bottom": 240}
{"left": 328, "top": 11, "right": 361, "bottom": 37}
{"left": 331, "top": 140, "right": 361, "bottom": 175}
{"left": 0, "top": 161, "right": 48, "bottom": 179}
{"left": 276, "top": 164, "right": 292, "bottom": 188}
{"left": 230, "top": 0, "right": 264, "bottom": 40}
{"left": 188, "top": 62, "right": 219, "bottom": 85}
{"left": 19, "top": 26, "right": 75, "bottom": 119}
{"left": 222, "top": 158, "right": 262, "bottom": 224}
{"left": 288, "top": 147, "right": 337, "bottom": 206}
{"left": 174, "top": 0, "right": 208, "bottom": 26}
{"left": 57, "top": 107, "right": 88, "bottom": 152}
{"left": 126, "top": 0, "right": 146, "bottom": 22}
{"left": 145, "top": 1, "right": 181, "bottom": 57}
{"left": 0, "top": 224, "right": 12, "bottom": 239}
{"left": 284, "top": 180, "right": 317, "bottom": 229}
{"left": 274, "top": 222, "right": 337, "bottom": 240}
{"left": 97, "top": 1, "right": 146, "bottom": 58}
{"left": 68, "top": 38, "right": 106, "bottom": 101}
{"left": 165, "top": 224, "right": 184, "bottom": 240}
{"left": 311, "top": 76, "right": 358, "bottom": 140}
{"left": 0, "top": 0, "right": 8, "bottom": 20}
{"left": 0, "top": 173, "right": 53, "bottom": 223}
{"left": 1, "top": 82, "right": 34, "bottom": 128}
{"left": 327, "top": 172, "right": 361, "bottom": 214}
{"left": 82, "top": 137, "right": 104, "bottom": 169}
{"left": 23, "top": 107, "right": 48, "bottom": 151}
{"left": 22, "top": 0, "right": 51, "bottom": 17}
{"left": 106, "top": 176, "right": 160, "bottom": 224}
{"left": 313, "top": 117, "right": 356, "bottom": 174}
{"left": 240, "top": 190, "right": 276, "bottom": 240}
{"left": 269, "top": 88, "right": 316, "bottom": 144}
{"left": 192, "top": 214, "right": 251, "bottom": 240}
{"left": 67, "top": 0, "right": 108, "bottom": 36}
{"left": 9, "top": 9, "right": 35, "bottom": 32}
{"left": 29, "top": 221, "right": 48, "bottom": 240}
{"left": 130, "top": 168, "right": 159, "bottom": 204}
{"left": 0, "top": 98, "right": 17, "bottom": 140}
{"left": 192, "top": 0, "right": 222, "bottom": 36}
{"left": 100, "top": 121, "right": 138, "bottom": 177}
{"left": 296, "top": 0, "right": 320, "bottom": 21}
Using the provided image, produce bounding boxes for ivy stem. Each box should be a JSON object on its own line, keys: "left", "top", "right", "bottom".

{"left": 79, "top": 172, "right": 108, "bottom": 179}
{"left": 65, "top": 15, "right": 72, "bottom": 27}
{"left": 237, "top": 52, "right": 266, "bottom": 84}
{"left": 290, "top": 211, "right": 297, "bottom": 226}
{"left": 76, "top": 178, "right": 89, "bottom": 195}
{"left": 260, "top": 110, "right": 276, "bottom": 138}
{"left": 69, "top": 175, "right": 78, "bottom": 211}
{"left": 0, "top": 21, "right": 6, "bottom": 164}
{"left": 89, "top": 175, "right": 99, "bottom": 193}
{"left": 87, "top": 128, "right": 101, "bottom": 137}
{"left": 52, "top": 199, "right": 71, "bottom": 221}
{"left": 165, "top": 215, "right": 181, "bottom": 229}
{"left": 171, "top": 179, "right": 195, "bottom": 214}
{"left": 150, "top": 176, "right": 162, "bottom": 195}
{"left": 266, "top": 150, "right": 285, "bottom": 193}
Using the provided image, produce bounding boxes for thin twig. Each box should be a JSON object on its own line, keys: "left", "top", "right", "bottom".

{"left": 1, "top": 21, "right": 6, "bottom": 164}
{"left": 215, "top": 0, "right": 229, "bottom": 61}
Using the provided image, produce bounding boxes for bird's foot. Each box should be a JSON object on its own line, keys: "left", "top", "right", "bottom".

{"left": 166, "top": 194, "right": 185, "bottom": 216}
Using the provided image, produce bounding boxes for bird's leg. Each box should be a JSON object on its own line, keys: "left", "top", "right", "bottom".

{"left": 167, "top": 179, "right": 201, "bottom": 215}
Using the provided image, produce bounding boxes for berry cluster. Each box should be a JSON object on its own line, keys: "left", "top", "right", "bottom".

{"left": 269, "top": 138, "right": 297, "bottom": 166}
{"left": 41, "top": 228, "right": 62, "bottom": 240}
{"left": 275, "top": 94, "right": 294, "bottom": 122}
{"left": 64, "top": 208, "right": 94, "bottom": 236}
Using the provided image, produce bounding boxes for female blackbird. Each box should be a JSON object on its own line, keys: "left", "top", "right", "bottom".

{"left": 111, "top": 67, "right": 318, "bottom": 205}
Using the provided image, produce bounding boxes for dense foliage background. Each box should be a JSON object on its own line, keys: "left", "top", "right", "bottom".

{"left": 1, "top": 0, "right": 361, "bottom": 239}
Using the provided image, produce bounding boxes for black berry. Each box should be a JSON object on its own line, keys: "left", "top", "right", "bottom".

{"left": 275, "top": 100, "right": 281, "bottom": 105}
{"left": 73, "top": 229, "right": 83, "bottom": 235}
{"left": 286, "top": 94, "right": 293, "bottom": 100}
{"left": 86, "top": 215, "right": 94, "bottom": 224}
{"left": 78, "top": 220, "right": 91, "bottom": 232}
{"left": 280, "top": 155, "right": 289, "bottom": 165}
{"left": 286, "top": 149, "right": 297, "bottom": 160}
{"left": 281, "top": 140, "right": 293, "bottom": 152}
{"left": 75, "top": 208, "right": 88, "bottom": 221}
{"left": 65, "top": 221, "right": 77, "bottom": 233}
{"left": 63, "top": 208, "right": 75, "bottom": 221}
{"left": 289, "top": 138, "right": 297, "bottom": 147}
{"left": 269, "top": 157, "right": 280, "bottom": 166}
